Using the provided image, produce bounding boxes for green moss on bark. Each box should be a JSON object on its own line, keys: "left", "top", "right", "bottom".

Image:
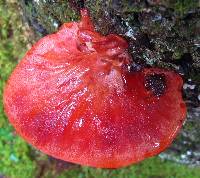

{"left": 20, "top": 0, "right": 79, "bottom": 38}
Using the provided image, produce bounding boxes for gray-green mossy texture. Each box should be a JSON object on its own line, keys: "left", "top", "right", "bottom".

{"left": 19, "top": 0, "right": 200, "bottom": 166}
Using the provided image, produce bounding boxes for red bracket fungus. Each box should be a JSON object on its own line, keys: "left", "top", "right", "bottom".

{"left": 3, "top": 9, "right": 186, "bottom": 168}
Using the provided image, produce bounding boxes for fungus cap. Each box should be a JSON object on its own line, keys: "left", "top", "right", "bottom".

{"left": 3, "top": 9, "right": 186, "bottom": 168}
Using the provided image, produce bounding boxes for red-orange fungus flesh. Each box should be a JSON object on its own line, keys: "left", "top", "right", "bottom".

{"left": 3, "top": 9, "right": 186, "bottom": 168}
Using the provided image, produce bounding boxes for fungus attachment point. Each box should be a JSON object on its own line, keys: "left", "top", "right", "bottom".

{"left": 3, "top": 9, "right": 186, "bottom": 168}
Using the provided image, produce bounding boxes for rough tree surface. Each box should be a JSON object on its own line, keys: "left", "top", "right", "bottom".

{"left": 19, "top": 0, "right": 200, "bottom": 166}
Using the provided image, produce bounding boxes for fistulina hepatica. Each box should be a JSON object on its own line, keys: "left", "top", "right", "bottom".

{"left": 3, "top": 9, "right": 186, "bottom": 168}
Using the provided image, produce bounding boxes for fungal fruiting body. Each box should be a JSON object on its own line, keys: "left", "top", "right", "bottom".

{"left": 3, "top": 9, "right": 186, "bottom": 168}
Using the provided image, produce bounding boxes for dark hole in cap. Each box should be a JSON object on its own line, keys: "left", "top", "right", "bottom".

{"left": 145, "top": 73, "right": 167, "bottom": 97}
